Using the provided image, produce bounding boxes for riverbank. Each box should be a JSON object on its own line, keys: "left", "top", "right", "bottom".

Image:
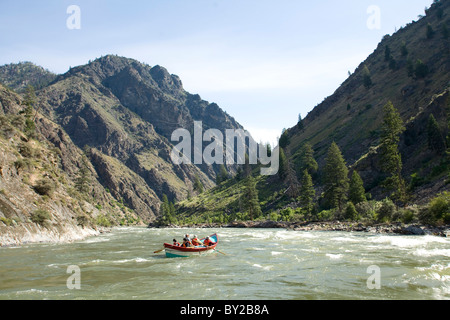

{"left": 2, "top": 220, "right": 448, "bottom": 248}
{"left": 0, "top": 223, "right": 111, "bottom": 247}
{"left": 150, "top": 220, "right": 450, "bottom": 237}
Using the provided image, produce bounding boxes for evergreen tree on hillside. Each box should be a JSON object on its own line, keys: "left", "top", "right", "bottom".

{"left": 401, "top": 41, "right": 409, "bottom": 57}
{"left": 216, "top": 164, "right": 229, "bottom": 184}
{"left": 279, "top": 130, "right": 290, "bottom": 148}
{"left": 414, "top": 59, "right": 429, "bottom": 78}
{"left": 324, "top": 142, "right": 349, "bottom": 212}
{"left": 193, "top": 175, "right": 204, "bottom": 194}
{"left": 299, "top": 169, "right": 315, "bottom": 217}
{"left": 380, "top": 101, "right": 408, "bottom": 205}
{"left": 158, "top": 194, "right": 176, "bottom": 225}
{"left": 348, "top": 171, "right": 367, "bottom": 205}
{"left": 285, "top": 160, "right": 300, "bottom": 199}
{"left": 75, "top": 154, "right": 91, "bottom": 194}
{"left": 23, "top": 85, "right": 36, "bottom": 137}
{"left": 363, "top": 65, "right": 373, "bottom": 89}
{"left": 243, "top": 175, "right": 262, "bottom": 221}
{"left": 384, "top": 45, "right": 391, "bottom": 62}
{"left": 299, "top": 143, "right": 318, "bottom": 175}
{"left": 278, "top": 147, "right": 288, "bottom": 180}
{"left": 297, "top": 114, "right": 305, "bottom": 130}
{"left": 345, "top": 202, "right": 359, "bottom": 221}
{"left": 427, "top": 114, "right": 446, "bottom": 154}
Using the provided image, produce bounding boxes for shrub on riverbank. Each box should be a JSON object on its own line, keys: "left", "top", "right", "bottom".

{"left": 30, "top": 209, "right": 51, "bottom": 227}
{"left": 419, "top": 192, "right": 450, "bottom": 225}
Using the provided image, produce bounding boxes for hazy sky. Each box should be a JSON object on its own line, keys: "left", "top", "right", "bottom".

{"left": 0, "top": 0, "right": 433, "bottom": 145}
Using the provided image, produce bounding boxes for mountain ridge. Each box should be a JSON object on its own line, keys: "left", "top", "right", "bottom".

{"left": 0, "top": 55, "right": 253, "bottom": 245}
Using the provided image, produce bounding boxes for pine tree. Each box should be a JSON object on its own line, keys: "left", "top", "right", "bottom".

{"left": 380, "top": 101, "right": 407, "bottom": 204}
{"left": 299, "top": 143, "right": 318, "bottom": 175}
{"left": 23, "top": 85, "right": 36, "bottom": 113}
{"left": 401, "top": 41, "right": 408, "bottom": 57}
{"left": 363, "top": 65, "right": 373, "bottom": 89}
{"left": 279, "top": 130, "right": 290, "bottom": 148}
{"left": 299, "top": 169, "right": 315, "bottom": 217}
{"left": 427, "top": 114, "right": 446, "bottom": 154}
{"left": 243, "top": 176, "right": 262, "bottom": 221}
{"left": 345, "top": 202, "right": 359, "bottom": 221}
{"left": 324, "top": 142, "right": 349, "bottom": 212}
{"left": 216, "top": 164, "right": 229, "bottom": 184}
{"left": 193, "top": 175, "right": 203, "bottom": 194}
{"left": 384, "top": 45, "right": 391, "bottom": 62}
{"left": 158, "top": 194, "right": 176, "bottom": 225}
{"left": 75, "top": 155, "right": 91, "bottom": 194}
{"left": 297, "top": 114, "right": 304, "bottom": 130}
{"left": 23, "top": 85, "right": 36, "bottom": 137}
{"left": 278, "top": 147, "right": 288, "bottom": 180}
{"left": 414, "top": 59, "right": 429, "bottom": 78}
{"left": 348, "top": 171, "right": 367, "bottom": 205}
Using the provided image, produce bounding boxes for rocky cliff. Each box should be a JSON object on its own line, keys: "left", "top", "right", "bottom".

{"left": 0, "top": 55, "right": 247, "bottom": 245}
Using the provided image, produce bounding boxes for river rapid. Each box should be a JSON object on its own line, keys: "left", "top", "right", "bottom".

{"left": 0, "top": 227, "right": 449, "bottom": 300}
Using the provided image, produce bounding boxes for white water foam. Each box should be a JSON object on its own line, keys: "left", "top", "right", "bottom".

{"left": 326, "top": 254, "right": 343, "bottom": 260}
{"left": 413, "top": 248, "right": 450, "bottom": 258}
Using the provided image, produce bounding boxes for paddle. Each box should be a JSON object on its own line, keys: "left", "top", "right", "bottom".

{"left": 153, "top": 248, "right": 165, "bottom": 254}
{"left": 214, "top": 248, "right": 227, "bottom": 255}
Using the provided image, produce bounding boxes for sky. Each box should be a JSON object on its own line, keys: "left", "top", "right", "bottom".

{"left": 0, "top": 0, "right": 433, "bottom": 146}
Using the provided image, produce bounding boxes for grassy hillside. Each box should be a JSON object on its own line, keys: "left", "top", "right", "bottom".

{"left": 174, "top": 1, "right": 450, "bottom": 227}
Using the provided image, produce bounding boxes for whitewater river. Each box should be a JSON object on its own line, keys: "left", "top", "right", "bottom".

{"left": 0, "top": 227, "right": 449, "bottom": 300}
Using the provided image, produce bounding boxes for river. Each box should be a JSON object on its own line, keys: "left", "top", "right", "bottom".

{"left": 0, "top": 227, "right": 449, "bottom": 300}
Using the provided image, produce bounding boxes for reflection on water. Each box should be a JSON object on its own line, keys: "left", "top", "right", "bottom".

{"left": 0, "top": 227, "right": 449, "bottom": 300}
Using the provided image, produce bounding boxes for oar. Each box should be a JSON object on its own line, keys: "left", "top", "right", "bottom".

{"left": 214, "top": 248, "right": 227, "bottom": 255}
{"left": 154, "top": 248, "right": 165, "bottom": 254}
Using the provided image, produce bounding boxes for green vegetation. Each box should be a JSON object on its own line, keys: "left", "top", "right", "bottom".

{"left": 362, "top": 65, "right": 373, "bottom": 89}
{"left": 95, "top": 215, "right": 113, "bottom": 228}
{"left": 31, "top": 209, "right": 51, "bottom": 227}
{"left": 380, "top": 102, "right": 407, "bottom": 205}
{"left": 216, "top": 165, "right": 229, "bottom": 185}
{"left": 427, "top": 114, "right": 446, "bottom": 154}
{"left": 75, "top": 154, "right": 91, "bottom": 194}
{"left": 323, "top": 142, "right": 349, "bottom": 212}
{"left": 419, "top": 192, "right": 450, "bottom": 225}
{"left": 156, "top": 194, "right": 177, "bottom": 226}
{"left": 242, "top": 176, "right": 262, "bottom": 221}
{"left": 33, "top": 179, "right": 56, "bottom": 197}
{"left": 299, "top": 169, "right": 315, "bottom": 217}
{"left": 414, "top": 59, "right": 429, "bottom": 78}
{"left": 348, "top": 171, "right": 367, "bottom": 205}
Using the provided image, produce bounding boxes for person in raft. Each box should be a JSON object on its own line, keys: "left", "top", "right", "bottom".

{"left": 173, "top": 239, "right": 181, "bottom": 246}
{"left": 181, "top": 237, "right": 192, "bottom": 248}
{"left": 203, "top": 236, "right": 215, "bottom": 247}
{"left": 191, "top": 235, "right": 202, "bottom": 247}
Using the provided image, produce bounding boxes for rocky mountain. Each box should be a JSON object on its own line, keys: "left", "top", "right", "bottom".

{"left": 0, "top": 55, "right": 249, "bottom": 245}
{"left": 0, "top": 83, "right": 139, "bottom": 246}
{"left": 0, "top": 62, "right": 57, "bottom": 92}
